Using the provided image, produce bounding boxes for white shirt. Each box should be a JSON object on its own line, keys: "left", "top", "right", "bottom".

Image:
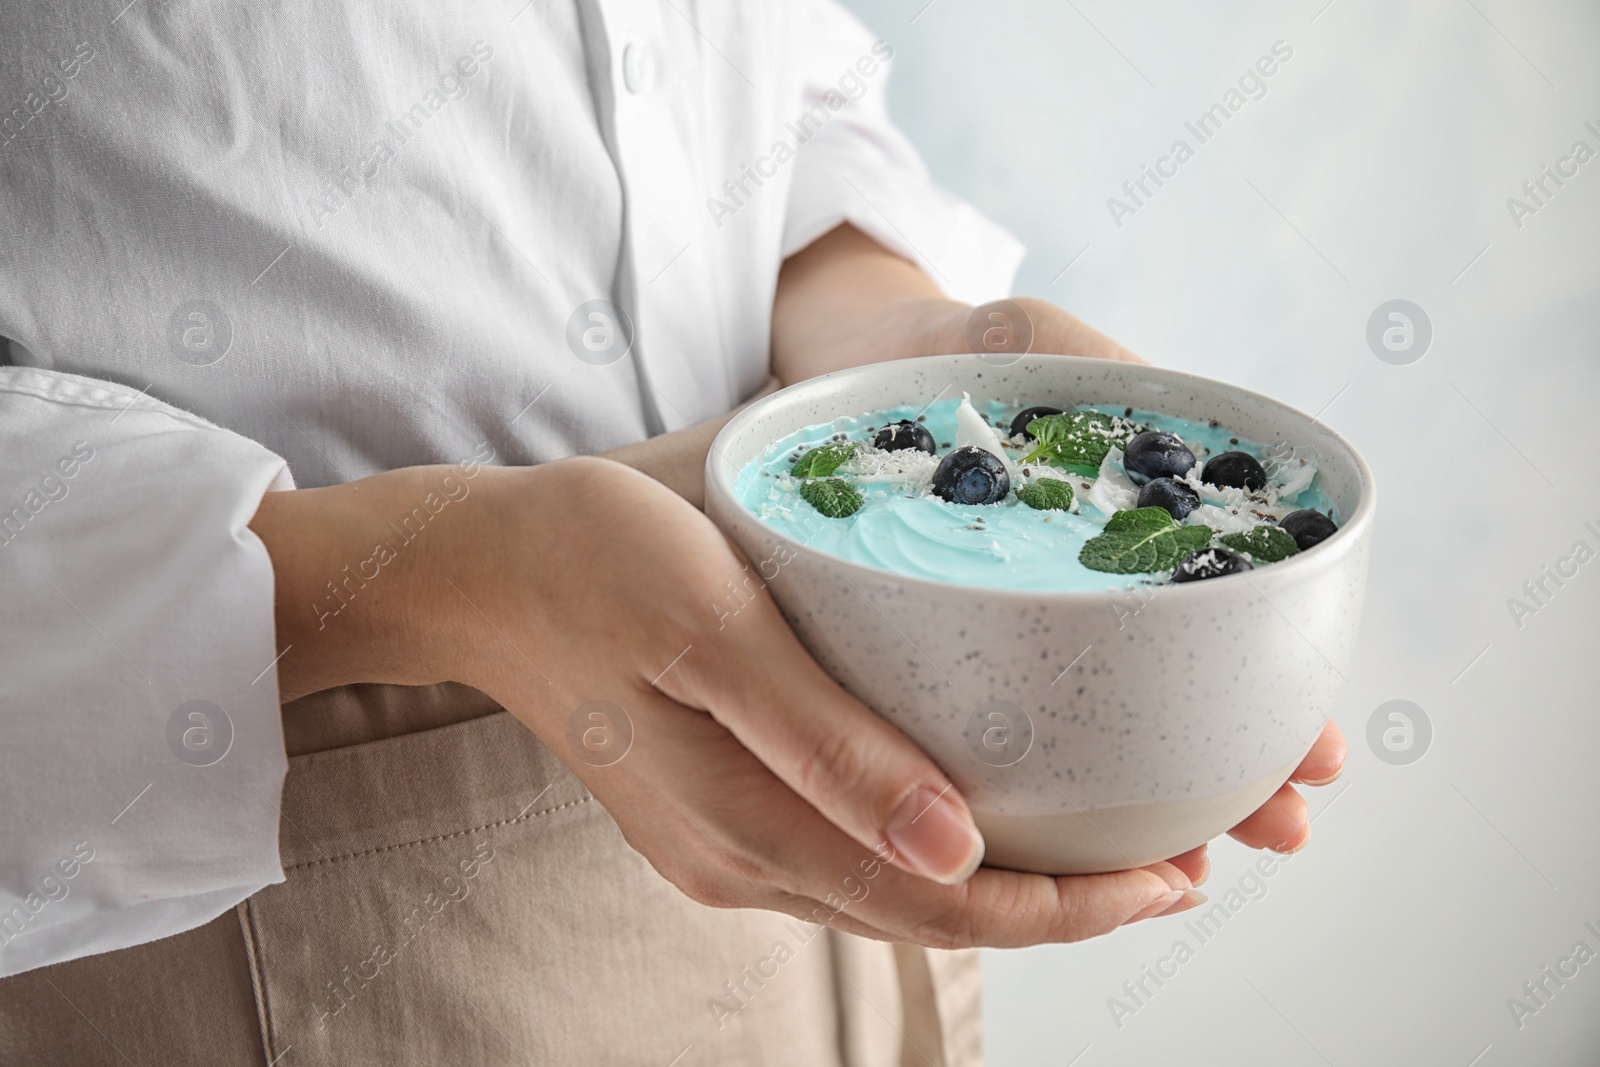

{"left": 0, "top": 0, "right": 1021, "bottom": 976}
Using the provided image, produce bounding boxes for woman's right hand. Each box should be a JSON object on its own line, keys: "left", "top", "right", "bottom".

{"left": 252, "top": 456, "right": 1206, "bottom": 948}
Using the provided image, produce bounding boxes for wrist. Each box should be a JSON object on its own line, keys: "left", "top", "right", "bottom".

{"left": 882, "top": 296, "right": 973, "bottom": 360}
{"left": 1001, "top": 297, "right": 1144, "bottom": 363}
{"left": 920, "top": 296, "right": 1058, "bottom": 359}
{"left": 897, "top": 296, "right": 1143, "bottom": 364}
{"left": 248, "top": 462, "right": 505, "bottom": 702}
{"left": 598, "top": 376, "right": 781, "bottom": 509}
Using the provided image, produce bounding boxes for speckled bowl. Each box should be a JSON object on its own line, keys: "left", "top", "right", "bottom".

{"left": 705, "top": 354, "right": 1373, "bottom": 875}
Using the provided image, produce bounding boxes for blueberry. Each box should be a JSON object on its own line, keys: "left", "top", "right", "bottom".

{"left": 1201, "top": 451, "right": 1267, "bottom": 492}
{"left": 931, "top": 446, "right": 1010, "bottom": 505}
{"left": 1136, "top": 477, "right": 1201, "bottom": 521}
{"left": 1279, "top": 509, "right": 1338, "bottom": 551}
{"left": 1171, "top": 547, "right": 1253, "bottom": 583}
{"left": 1009, "top": 405, "right": 1063, "bottom": 440}
{"left": 872, "top": 419, "right": 936, "bottom": 454}
{"left": 1122, "top": 431, "right": 1196, "bottom": 485}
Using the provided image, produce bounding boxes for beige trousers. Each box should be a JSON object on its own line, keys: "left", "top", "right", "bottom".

{"left": 0, "top": 685, "right": 981, "bottom": 1065}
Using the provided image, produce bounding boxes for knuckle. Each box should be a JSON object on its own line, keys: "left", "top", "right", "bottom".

{"left": 921, "top": 920, "right": 971, "bottom": 951}
{"left": 719, "top": 833, "right": 788, "bottom": 892}
{"left": 793, "top": 728, "right": 874, "bottom": 809}
{"left": 917, "top": 914, "right": 975, "bottom": 951}
{"left": 664, "top": 830, "right": 787, "bottom": 911}
{"left": 677, "top": 563, "right": 763, "bottom": 642}
{"left": 1050, "top": 885, "right": 1099, "bottom": 942}
{"left": 901, "top": 888, "right": 982, "bottom": 951}
{"left": 643, "top": 838, "right": 753, "bottom": 911}
{"left": 1052, "top": 876, "right": 1137, "bottom": 943}
{"left": 668, "top": 863, "right": 741, "bottom": 910}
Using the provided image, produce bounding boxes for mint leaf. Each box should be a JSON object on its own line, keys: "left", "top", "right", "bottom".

{"left": 1016, "top": 478, "right": 1075, "bottom": 511}
{"left": 791, "top": 441, "right": 856, "bottom": 478}
{"left": 1079, "top": 507, "right": 1214, "bottom": 574}
{"left": 1220, "top": 525, "right": 1299, "bottom": 563}
{"left": 1023, "top": 411, "right": 1131, "bottom": 470}
{"left": 799, "top": 478, "right": 863, "bottom": 518}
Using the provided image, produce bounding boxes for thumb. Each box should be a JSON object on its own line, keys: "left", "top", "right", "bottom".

{"left": 664, "top": 599, "right": 986, "bottom": 886}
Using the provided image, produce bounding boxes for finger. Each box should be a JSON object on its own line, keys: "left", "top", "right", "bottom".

{"left": 751, "top": 792, "right": 1203, "bottom": 948}
{"left": 857, "top": 858, "right": 1199, "bottom": 948}
{"left": 773, "top": 843, "right": 1199, "bottom": 949}
{"left": 771, "top": 864, "right": 1203, "bottom": 944}
{"left": 1290, "top": 721, "right": 1347, "bottom": 786}
{"left": 664, "top": 590, "right": 986, "bottom": 888}
{"left": 1162, "top": 844, "right": 1209, "bottom": 888}
{"left": 1226, "top": 781, "right": 1309, "bottom": 853}
{"left": 616, "top": 685, "right": 1205, "bottom": 948}
{"left": 1128, "top": 889, "right": 1208, "bottom": 924}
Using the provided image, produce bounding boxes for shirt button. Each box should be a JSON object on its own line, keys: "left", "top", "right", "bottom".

{"left": 622, "top": 42, "right": 652, "bottom": 93}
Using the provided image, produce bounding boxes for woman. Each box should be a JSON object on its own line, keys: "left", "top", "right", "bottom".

{"left": 0, "top": 0, "right": 1343, "bottom": 1062}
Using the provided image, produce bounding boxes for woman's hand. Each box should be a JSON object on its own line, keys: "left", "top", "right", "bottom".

{"left": 251, "top": 457, "right": 1206, "bottom": 947}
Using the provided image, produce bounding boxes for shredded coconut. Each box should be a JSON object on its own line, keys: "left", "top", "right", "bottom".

{"left": 1187, "top": 502, "right": 1258, "bottom": 536}
{"left": 1086, "top": 447, "right": 1139, "bottom": 520}
{"left": 841, "top": 445, "right": 940, "bottom": 495}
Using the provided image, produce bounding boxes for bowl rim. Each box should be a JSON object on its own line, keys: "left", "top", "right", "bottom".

{"left": 706, "top": 353, "right": 1377, "bottom": 601}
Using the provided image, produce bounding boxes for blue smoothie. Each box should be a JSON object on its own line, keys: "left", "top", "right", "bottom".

{"left": 733, "top": 396, "right": 1336, "bottom": 593}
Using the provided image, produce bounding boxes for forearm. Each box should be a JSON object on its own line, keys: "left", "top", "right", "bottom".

{"left": 247, "top": 465, "right": 501, "bottom": 702}
{"left": 771, "top": 224, "right": 1143, "bottom": 384}
{"left": 252, "top": 380, "right": 787, "bottom": 700}
{"left": 771, "top": 224, "right": 957, "bottom": 383}
{"left": 599, "top": 376, "right": 779, "bottom": 509}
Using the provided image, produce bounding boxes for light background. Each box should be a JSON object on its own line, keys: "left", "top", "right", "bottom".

{"left": 836, "top": 0, "right": 1600, "bottom": 1063}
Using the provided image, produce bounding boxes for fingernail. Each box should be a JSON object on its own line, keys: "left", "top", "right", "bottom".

{"left": 1129, "top": 890, "right": 1207, "bottom": 923}
{"left": 886, "top": 786, "right": 985, "bottom": 886}
{"left": 1271, "top": 835, "right": 1309, "bottom": 855}
{"left": 1298, "top": 768, "right": 1342, "bottom": 787}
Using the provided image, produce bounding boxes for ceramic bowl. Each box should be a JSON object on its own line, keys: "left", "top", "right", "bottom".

{"left": 704, "top": 354, "right": 1373, "bottom": 874}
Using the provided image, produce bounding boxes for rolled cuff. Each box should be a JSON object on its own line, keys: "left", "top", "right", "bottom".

{"left": 782, "top": 2, "right": 1025, "bottom": 304}
{"left": 0, "top": 367, "right": 292, "bottom": 977}
{"left": 784, "top": 124, "right": 1026, "bottom": 306}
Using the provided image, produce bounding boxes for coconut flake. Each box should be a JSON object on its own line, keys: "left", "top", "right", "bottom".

{"left": 1187, "top": 476, "right": 1247, "bottom": 509}
{"left": 1263, "top": 441, "right": 1318, "bottom": 500}
{"left": 1187, "top": 503, "right": 1257, "bottom": 536}
{"left": 1274, "top": 462, "right": 1315, "bottom": 500}
{"left": 1086, "top": 447, "right": 1139, "bottom": 519}
{"left": 953, "top": 393, "right": 1017, "bottom": 482}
